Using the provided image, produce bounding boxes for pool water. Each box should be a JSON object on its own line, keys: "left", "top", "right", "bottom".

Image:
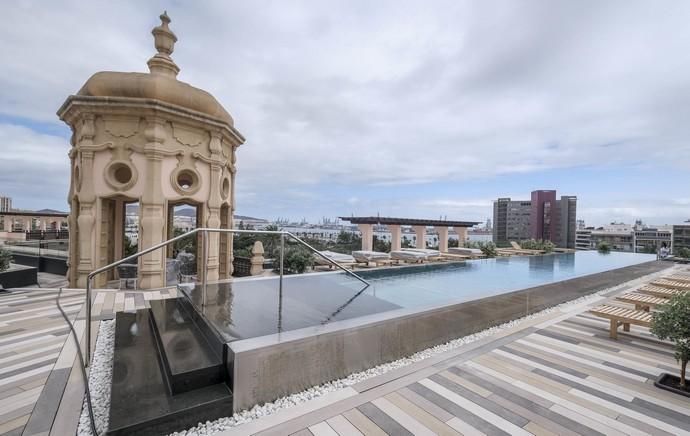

{"left": 183, "top": 251, "right": 655, "bottom": 341}
{"left": 360, "top": 251, "right": 656, "bottom": 308}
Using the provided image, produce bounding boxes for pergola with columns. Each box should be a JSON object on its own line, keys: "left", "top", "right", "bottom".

{"left": 0, "top": 211, "right": 68, "bottom": 233}
{"left": 339, "top": 216, "right": 480, "bottom": 252}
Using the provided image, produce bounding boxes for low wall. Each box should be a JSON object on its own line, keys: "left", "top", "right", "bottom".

{"left": 0, "top": 265, "right": 38, "bottom": 289}
{"left": 10, "top": 254, "right": 68, "bottom": 275}
{"left": 228, "top": 260, "right": 670, "bottom": 411}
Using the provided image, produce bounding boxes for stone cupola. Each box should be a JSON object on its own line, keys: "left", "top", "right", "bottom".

{"left": 58, "top": 12, "right": 245, "bottom": 289}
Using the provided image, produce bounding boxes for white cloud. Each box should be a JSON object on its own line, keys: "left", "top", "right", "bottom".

{"left": 0, "top": 124, "right": 71, "bottom": 209}
{"left": 0, "top": 1, "right": 689, "bottom": 221}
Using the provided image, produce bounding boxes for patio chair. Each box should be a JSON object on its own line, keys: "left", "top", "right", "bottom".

{"left": 615, "top": 292, "right": 668, "bottom": 311}
{"left": 589, "top": 304, "right": 652, "bottom": 339}
{"left": 117, "top": 263, "right": 138, "bottom": 290}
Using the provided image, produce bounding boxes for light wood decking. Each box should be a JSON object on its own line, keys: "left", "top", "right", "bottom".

{"left": 235, "top": 310, "right": 689, "bottom": 436}
{"left": 1, "top": 266, "right": 689, "bottom": 436}
{"left": 0, "top": 287, "right": 179, "bottom": 436}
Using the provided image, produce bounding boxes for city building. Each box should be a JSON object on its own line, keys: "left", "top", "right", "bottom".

{"left": 672, "top": 224, "right": 690, "bottom": 255}
{"left": 493, "top": 190, "right": 577, "bottom": 248}
{"left": 590, "top": 230, "right": 634, "bottom": 252}
{"left": 0, "top": 195, "right": 11, "bottom": 212}
{"left": 634, "top": 226, "right": 672, "bottom": 253}
{"left": 492, "top": 198, "right": 532, "bottom": 244}
{"left": 575, "top": 229, "right": 592, "bottom": 250}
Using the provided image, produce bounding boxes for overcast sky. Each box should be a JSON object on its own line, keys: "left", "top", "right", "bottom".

{"left": 1, "top": 1, "right": 689, "bottom": 226}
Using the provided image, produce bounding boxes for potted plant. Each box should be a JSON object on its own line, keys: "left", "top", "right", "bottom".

{"left": 651, "top": 292, "right": 690, "bottom": 396}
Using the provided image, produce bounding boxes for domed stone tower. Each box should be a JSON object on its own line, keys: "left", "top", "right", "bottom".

{"left": 58, "top": 12, "right": 245, "bottom": 288}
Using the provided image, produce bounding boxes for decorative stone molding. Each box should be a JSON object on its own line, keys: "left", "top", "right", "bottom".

{"left": 104, "top": 159, "right": 138, "bottom": 191}
{"left": 79, "top": 114, "right": 95, "bottom": 144}
{"left": 172, "top": 123, "right": 203, "bottom": 147}
{"left": 170, "top": 162, "right": 201, "bottom": 196}
{"left": 104, "top": 118, "right": 140, "bottom": 138}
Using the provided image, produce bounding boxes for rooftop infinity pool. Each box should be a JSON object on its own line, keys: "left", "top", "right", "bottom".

{"left": 182, "top": 251, "right": 656, "bottom": 342}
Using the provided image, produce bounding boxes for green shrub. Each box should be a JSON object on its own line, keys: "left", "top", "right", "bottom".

{"left": 373, "top": 236, "right": 391, "bottom": 253}
{"left": 651, "top": 293, "right": 690, "bottom": 388}
{"left": 597, "top": 241, "right": 611, "bottom": 253}
{"left": 519, "top": 239, "right": 555, "bottom": 253}
{"left": 273, "top": 245, "right": 313, "bottom": 274}
{"left": 0, "top": 247, "right": 11, "bottom": 272}
{"left": 678, "top": 247, "right": 690, "bottom": 259}
{"left": 464, "top": 240, "right": 497, "bottom": 257}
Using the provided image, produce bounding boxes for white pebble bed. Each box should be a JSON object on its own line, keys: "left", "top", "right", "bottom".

{"left": 77, "top": 267, "right": 673, "bottom": 436}
{"left": 77, "top": 319, "right": 115, "bottom": 436}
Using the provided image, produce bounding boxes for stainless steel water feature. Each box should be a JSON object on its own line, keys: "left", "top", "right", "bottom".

{"left": 84, "top": 228, "right": 369, "bottom": 366}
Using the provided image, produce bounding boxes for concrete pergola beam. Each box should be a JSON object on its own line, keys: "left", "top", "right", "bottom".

{"left": 455, "top": 226, "right": 468, "bottom": 245}
{"left": 437, "top": 227, "right": 449, "bottom": 252}
{"left": 413, "top": 225, "right": 426, "bottom": 249}
{"left": 389, "top": 224, "right": 402, "bottom": 251}
{"left": 358, "top": 223, "right": 374, "bottom": 251}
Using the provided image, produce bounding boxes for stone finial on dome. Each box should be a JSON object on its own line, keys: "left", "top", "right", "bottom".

{"left": 147, "top": 11, "right": 180, "bottom": 78}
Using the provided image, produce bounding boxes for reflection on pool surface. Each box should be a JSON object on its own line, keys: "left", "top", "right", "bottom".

{"left": 182, "top": 251, "right": 655, "bottom": 342}
{"left": 361, "top": 251, "right": 657, "bottom": 308}
{"left": 181, "top": 275, "right": 399, "bottom": 342}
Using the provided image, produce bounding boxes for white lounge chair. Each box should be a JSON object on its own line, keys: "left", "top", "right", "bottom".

{"left": 447, "top": 247, "right": 482, "bottom": 256}
{"left": 391, "top": 250, "right": 429, "bottom": 263}
{"left": 401, "top": 248, "right": 441, "bottom": 257}
{"left": 352, "top": 250, "right": 391, "bottom": 265}
{"left": 314, "top": 250, "right": 356, "bottom": 267}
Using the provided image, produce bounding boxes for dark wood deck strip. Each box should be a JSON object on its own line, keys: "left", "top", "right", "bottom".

{"left": 407, "top": 382, "right": 509, "bottom": 436}
{"left": 356, "top": 402, "right": 413, "bottom": 436}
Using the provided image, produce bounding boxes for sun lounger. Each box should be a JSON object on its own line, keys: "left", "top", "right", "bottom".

{"left": 615, "top": 292, "right": 669, "bottom": 311}
{"left": 495, "top": 248, "right": 530, "bottom": 256}
{"left": 314, "top": 251, "right": 356, "bottom": 266}
{"left": 401, "top": 248, "right": 441, "bottom": 256}
{"left": 589, "top": 304, "right": 653, "bottom": 339}
{"left": 390, "top": 250, "right": 429, "bottom": 263}
{"left": 447, "top": 247, "right": 483, "bottom": 256}
{"left": 637, "top": 284, "right": 685, "bottom": 298}
{"left": 439, "top": 252, "right": 472, "bottom": 260}
{"left": 352, "top": 250, "right": 392, "bottom": 266}
{"left": 651, "top": 278, "right": 690, "bottom": 290}
{"left": 666, "top": 273, "right": 690, "bottom": 283}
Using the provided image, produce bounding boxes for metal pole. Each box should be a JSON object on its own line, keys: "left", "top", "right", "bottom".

{"left": 279, "top": 233, "right": 285, "bottom": 295}
{"left": 202, "top": 229, "right": 208, "bottom": 310}
{"left": 85, "top": 276, "right": 92, "bottom": 367}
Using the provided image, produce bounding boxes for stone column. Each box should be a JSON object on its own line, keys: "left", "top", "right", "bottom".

{"left": 139, "top": 118, "right": 167, "bottom": 289}
{"left": 250, "top": 241, "right": 264, "bottom": 276}
{"left": 456, "top": 227, "right": 468, "bottom": 246}
{"left": 3, "top": 216, "right": 12, "bottom": 232}
{"left": 389, "top": 225, "right": 402, "bottom": 252}
{"left": 205, "top": 132, "right": 224, "bottom": 283}
{"left": 414, "top": 225, "right": 426, "bottom": 249}
{"left": 358, "top": 224, "right": 373, "bottom": 251}
{"left": 437, "top": 227, "right": 449, "bottom": 252}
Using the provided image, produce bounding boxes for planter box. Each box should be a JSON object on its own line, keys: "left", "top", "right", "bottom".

{"left": 655, "top": 373, "right": 690, "bottom": 397}
{"left": 0, "top": 264, "right": 38, "bottom": 289}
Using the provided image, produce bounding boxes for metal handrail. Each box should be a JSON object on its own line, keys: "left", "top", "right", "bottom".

{"left": 84, "top": 227, "right": 369, "bottom": 366}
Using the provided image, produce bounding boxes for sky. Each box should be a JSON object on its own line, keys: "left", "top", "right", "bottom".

{"left": 1, "top": 0, "right": 689, "bottom": 226}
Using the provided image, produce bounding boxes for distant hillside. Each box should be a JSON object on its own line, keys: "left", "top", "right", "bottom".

{"left": 125, "top": 204, "right": 265, "bottom": 221}
{"left": 34, "top": 209, "right": 68, "bottom": 215}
